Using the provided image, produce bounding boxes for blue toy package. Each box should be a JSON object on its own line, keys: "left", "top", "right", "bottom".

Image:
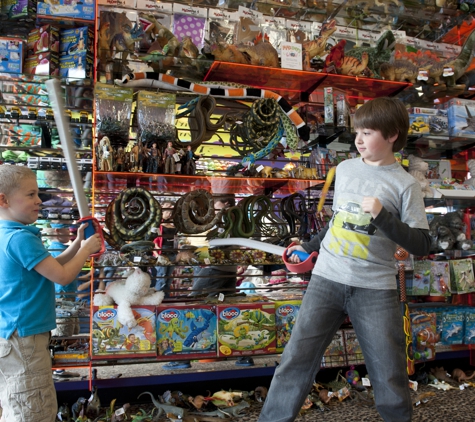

{"left": 156, "top": 305, "right": 217, "bottom": 360}
{"left": 0, "top": 38, "right": 25, "bottom": 74}
{"left": 60, "top": 27, "right": 94, "bottom": 55}
{"left": 37, "top": 0, "right": 95, "bottom": 21}
{"left": 59, "top": 51, "right": 93, "bottom": 79}
{"left": 441, "top": 307, "right": 465, "bottom": 345}
{"left": 464, "top": 307, "right": 475, "bottom": 345}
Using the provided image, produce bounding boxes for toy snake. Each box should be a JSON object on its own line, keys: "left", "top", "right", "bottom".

{"left": 118, "top": 72, "right": 310, "bottom": 142}
{"left": 172, "top": 189, "right": 224, "bottom": 234}
{"left": 104, "top": 187, "right": 162, "bottom": 248}
{"left": 281, "top": 193, "right": 309, "bottom": 238}
{"left": 175, "top": 95, "right": 237, "bottom": 149}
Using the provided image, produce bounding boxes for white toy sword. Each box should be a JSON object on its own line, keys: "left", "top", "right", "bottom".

{"left": 46, "top": 78, "right": 105, "bottom": 256}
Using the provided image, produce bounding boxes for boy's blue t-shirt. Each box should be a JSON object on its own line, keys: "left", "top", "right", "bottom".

{"left": 49, "top": 241, "right": 77, "bottom": 296}
{"left": 0, "top": 220, "right": 55, "bottom": 339}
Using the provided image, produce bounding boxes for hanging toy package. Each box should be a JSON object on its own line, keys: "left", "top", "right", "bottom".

{"left": 94, "top": 82, "right": 133, "bottom": 147}
{"left": 137, "top": 90, "right": 176, "bottom": 149}
{"left": 172, "top": 4, "right": 207, "bottom": 51}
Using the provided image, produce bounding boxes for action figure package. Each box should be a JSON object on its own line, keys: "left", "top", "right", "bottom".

{"left": 449, "top": 258, "right": 475, "bottom": 294}
{"left": 216, "top": 302, "right": 276, "bottom": 358}
{"left": 91, "top": 306, "right": 157, "bottom": 359}
{"left": 95, "top": 82, "right": 133, "bottom": 147}
{"left": 137, "top": 90, "right": 176, "bottom": 149}
{"left": 156, "top": 304, "right": 217, "bottom": 360}
{"left": 429, "top": 261, "right": 450, "bottom": 297}
{"left": 441, "top": 306, "right": 465, "bottom": 345}
{"left": 410, "top": 311, "right": 437, "bottom": 363}
{"left": 321, "top": 330, "right": 346, "bottom": 368}
{"left": 274, "top": 300, "right": 301, "bottom": 353}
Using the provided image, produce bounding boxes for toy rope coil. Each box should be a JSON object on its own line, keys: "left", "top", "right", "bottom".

{"left": 104, "top": 187, "right": 162, "bottom": 247}
{"left": 173, "top": 189, "right": 224, "bottom": 234}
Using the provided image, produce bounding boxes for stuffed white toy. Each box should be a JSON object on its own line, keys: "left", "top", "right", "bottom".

{"left": 408, "top": 154, "right": 433, "bottom": 198}
{"left": 94, "top": 267, "right": 164, "bottom": 328}
{"left": 467, "top": 159, "right": 475, "bottom": 187}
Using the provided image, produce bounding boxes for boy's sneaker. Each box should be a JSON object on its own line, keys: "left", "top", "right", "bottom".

{"left": 162, "top": 361, "right": 191, "bottom": 370}
{"left": 235, "top": 357, "right": 254, "bottom": 367}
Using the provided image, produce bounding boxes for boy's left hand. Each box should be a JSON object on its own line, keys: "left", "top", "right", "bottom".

{"left": 361, "top": 197, "right": 383, "bottom": 219}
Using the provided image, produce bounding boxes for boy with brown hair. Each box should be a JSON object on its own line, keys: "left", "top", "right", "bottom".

{"left": 0, "top": 166, "right": 101, "bottom": 421}
{"left": 259, "top": 97, "right": 431, "bottom": 422}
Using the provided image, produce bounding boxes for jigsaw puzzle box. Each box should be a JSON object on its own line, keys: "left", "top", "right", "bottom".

{"left": 91, "top": 306, "right": 157, "bottom": 359}
{"left": 274, "top": 299, "right": 301, "bottom": 353}
{"left": 216, "top": 302, "right": 276, "bottom": 358}
{"left": 156, "top": 304, "right": 217, "bottom": 360}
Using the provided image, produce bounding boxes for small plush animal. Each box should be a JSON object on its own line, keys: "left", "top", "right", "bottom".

{"left": 94, "top": 267, "right": 164, "bottom": 328}
{"left": 408, "top": 155, "right": 433, "bottom": 198}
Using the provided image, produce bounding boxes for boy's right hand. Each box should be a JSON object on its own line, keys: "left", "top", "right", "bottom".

{"left": 81, "top": 233, "right": 102, "bottom": 255}
{"left": 286, "top": 245, "right": 306, "bottom": 263}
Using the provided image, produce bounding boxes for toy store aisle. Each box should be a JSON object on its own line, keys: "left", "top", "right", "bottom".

{"left": 56, "top": 357, "right": 475, "bottom": 421}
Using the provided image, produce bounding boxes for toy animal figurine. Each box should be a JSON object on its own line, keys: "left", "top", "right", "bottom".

{"left": 94, "top": 267, "right": 165, "bottom": 328}
{"left": 138, "top": 391, "right": 188, "bottom": 419}
{"left": 302, "top": 19, "right": 337, "bottom": 63}
{"left": 452, "top": 368, "right": 475, "bottom": 383}
{"left": 254, "top": 386, "right": 268, "bottom": 402}
{"left": 190, "top": 400, "right": 250, "bottom": 418}
{"left": 209, "top": 41, "right": 279, "bottom": 68}
{"left": 57, "top": 403, "right": 72, "bottom": 422}
{"left": 204, "top": 390, "right": 243, "bottom": 407}
{"left": 86, "top": 385, "right": 101, "bottom": 418}
{"left": 345, "top": 30, "right": 396, "bottom": 79}
{"left": 71, "top": 397, "right": 87, "bottom": 420}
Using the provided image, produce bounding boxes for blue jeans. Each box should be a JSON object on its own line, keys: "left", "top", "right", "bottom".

{"left": 258, "top": 275, "right": 412, "bottom": 422}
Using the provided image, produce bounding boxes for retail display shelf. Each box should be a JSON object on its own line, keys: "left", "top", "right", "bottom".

{"left": 204, "top": 62, "right": 412, "bottom": 102}
{"left": 93, "top": 172, "right": 324, "bottom": 195}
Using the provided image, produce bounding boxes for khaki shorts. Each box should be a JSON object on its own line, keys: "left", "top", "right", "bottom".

{"left": 0, "top": 332, "right": 57, "bottom": 422}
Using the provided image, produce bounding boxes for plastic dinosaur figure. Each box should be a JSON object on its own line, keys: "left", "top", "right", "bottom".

{"left": 190, "top": 400, "right": 250, "bottom": 418}
{"left": 302, "top": 18, "right": 337, "bottom": 61}
{"left": 345, "top": 30, "right": 396, "bottom": 78}
{"left": 110, "top": 22, "right": 144, "bottom": 63}
{"left": 138, "top": 392, "right": 188, "bottom": 419}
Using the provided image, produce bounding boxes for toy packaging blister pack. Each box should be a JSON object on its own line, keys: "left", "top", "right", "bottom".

{"left": 216, "top": 302, "right": 276, "bottom": 358}
{"left": 449, "top": 259, "right": 475, "bottom": 294}
{"left": 410, "top": 259, "right": 431, "bottom": 296}
{"left": 94, "top": 83, "right": 133, "bottom": 146}
{"left": 91, "top": 306, "right": 157, "bottom": 359}
{"left": 156, "top": 304, "right": 217, "bottom": 360}
{"left": 410, "top": 311, "right": 437, "bottom": 363}
{"left": 429, "top": 261, "right": 451, "bottom": 297}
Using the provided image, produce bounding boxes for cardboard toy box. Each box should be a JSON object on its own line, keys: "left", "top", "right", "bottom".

{"left": 156, "top": 304, "right": 217, "bottom": 360}
{"left": 1, "top": 0, "right": 37, "bottom": 19}
{"left": 216, "top": 302, "right": 276, "bottom": 358}
{"left": 408, "top": 107, "right": 449, "bottom": 137}
{"left": 27, "top": 24, "right": 59, "bottom": 55}
{"left": 343, "top": 329, "right": 364, "bottom": 366}
{"left": 24, "top": 51, "right": 59, "bottom": 76}
{"left": 37, "top": 0, "right": 95, "bottom": 21}
{"left": 0, "top": 38, "right": 25, "bottom": 74}
{"left": 441, "top": 307, "right": 465, "bottom": 345}
{"left": 274, "top": 300, "right": 301, "bottom": 353}
{"left": 91, "top": 306, "right": 157, "bottom": 359}
{"left": 60, "top": 26, "right": 94, "bottom": 55}
{"left": 447, "top": 98, "right": 475, "bottom": 138}
{"left": 321, "top": 330, "right": 346, "bottom": 368}
{"left": 59, "top": 51, "right": 93, "bottom": 79}
{"left": 464, "top": 307, "right": 475, "bottom": 345}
